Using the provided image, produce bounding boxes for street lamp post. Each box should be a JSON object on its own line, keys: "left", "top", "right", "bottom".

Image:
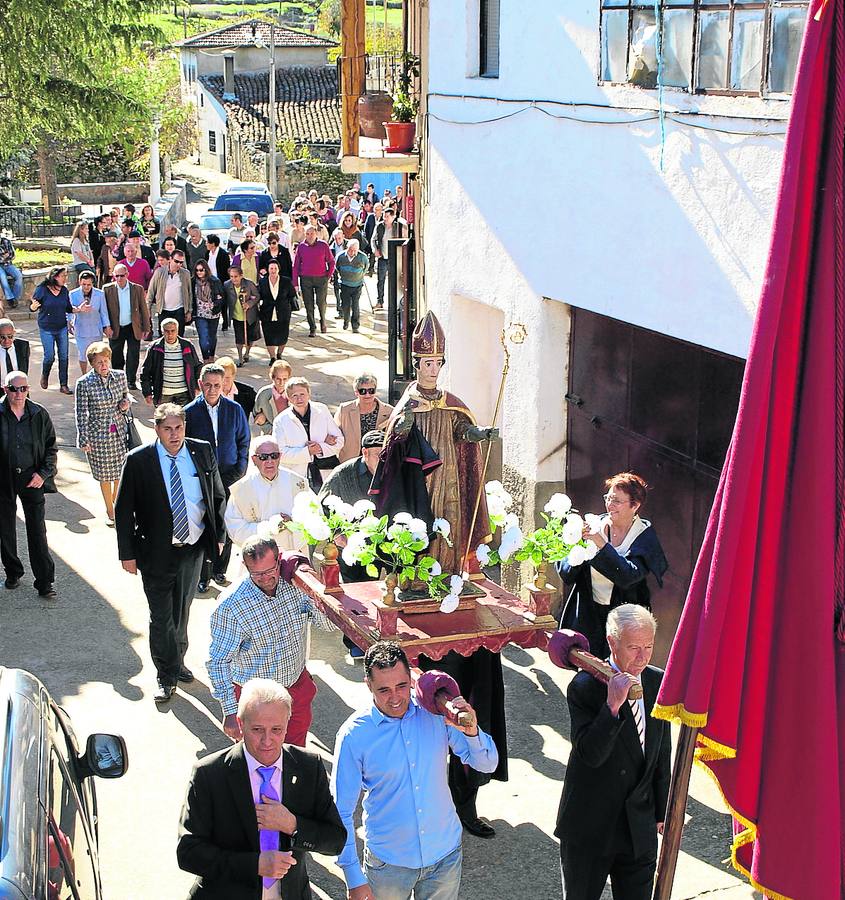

{"left": 149, "top": 115, "right": 162, "bottom": 206}
{"left": 268, "top": 21, "right": 277, "bottom": 200}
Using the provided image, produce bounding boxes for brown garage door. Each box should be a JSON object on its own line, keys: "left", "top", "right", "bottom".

{"left": 565, "top": 309, "right": 744, "bottom": 664}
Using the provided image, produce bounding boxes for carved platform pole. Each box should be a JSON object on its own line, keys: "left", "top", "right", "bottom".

{"left": 525, "top": 562, "right": 560, "bottom": 630}
{"left": 316, "top": 542, "right": 343, "bottom": 594}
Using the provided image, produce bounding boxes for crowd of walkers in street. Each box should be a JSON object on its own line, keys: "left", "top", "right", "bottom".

{"left": 0, "top": 182, "right": 672, "bottom": 900}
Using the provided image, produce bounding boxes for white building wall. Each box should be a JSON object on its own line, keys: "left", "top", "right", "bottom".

{"left": 196, "top": 86, "right": 228, "bottom": 172}
{"left": 422, "top": 0, "right": 791, "bottom": 495}
{"left": 195, "top": 45, "right": 329, "bottom": 77}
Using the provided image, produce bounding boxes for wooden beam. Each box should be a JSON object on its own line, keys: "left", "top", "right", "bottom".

{"left": 340, "top": 0, "right": 366, "bottom": 158}
{"left": 340, "top": 153, "right": 420, "bottom": 175}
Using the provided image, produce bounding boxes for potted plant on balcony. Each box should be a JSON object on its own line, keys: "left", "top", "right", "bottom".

{"left": 384, "top": 53, "right": 420, "bottom": 153}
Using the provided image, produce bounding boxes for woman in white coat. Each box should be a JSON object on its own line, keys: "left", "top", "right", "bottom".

{"left": 272, "top": 376, "right": 344, "bottom": 490}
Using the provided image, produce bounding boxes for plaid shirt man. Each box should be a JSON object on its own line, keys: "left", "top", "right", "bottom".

{"left": 207, "top": 573, "right": 335, "bottom": 715}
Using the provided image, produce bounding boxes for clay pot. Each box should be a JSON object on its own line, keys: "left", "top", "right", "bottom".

{"left": 359, "top": 92, "right": 394, "bottom": 138}
{"left": 383, "top": 121, "right": 416, "bottom": 153}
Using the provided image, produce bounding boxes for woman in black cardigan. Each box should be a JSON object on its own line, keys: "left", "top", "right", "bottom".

{"left": 557, "top": 471, "right": 668, "bottom": 657}
{"left": 257, "top": 258, "right": 295, "bottom": 362}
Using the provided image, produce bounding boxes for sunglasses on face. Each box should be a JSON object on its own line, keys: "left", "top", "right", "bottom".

{"left": 255, "top": 452, "right": 281, "bottom": 461}
{"left": 6, "top": 385, "right": 28, "bottom": 393}
{"left": 357, "top": 387, "right": 376, "bottom": 395}
{"left": 0, "top": 334, "right": 14, "bottom": 341}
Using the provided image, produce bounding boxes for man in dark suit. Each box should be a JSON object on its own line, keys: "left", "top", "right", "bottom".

{"left": 104, "top": 264, "right": 151, "bottom": 390}
{"left": 177, "top": 677, "right": 347, "bottom": 900}
{"left": 115, "top": 402, "right": 226, "bottom": 703}
{"left": 184, "top": 363, "right": 250, "bottom": 592}
{"left": 555, "top": 604, "right": 671, "bottom": 900}
{"left": 0, "top": 319, "right": 29, "bottom": 377}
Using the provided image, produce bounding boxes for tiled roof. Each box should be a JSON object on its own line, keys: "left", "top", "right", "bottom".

{"left": 179, "top": 18, "right": 336, "bottom": 49}
{"left": 201, "top": 67, "right": 341, "bottom": 146}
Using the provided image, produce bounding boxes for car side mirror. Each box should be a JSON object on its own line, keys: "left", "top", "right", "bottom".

{"left": 77, "top": 733, "right": 128, "bottom": 780}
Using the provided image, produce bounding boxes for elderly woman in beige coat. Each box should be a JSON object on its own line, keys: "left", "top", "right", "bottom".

{"left": 334, "top": 372, "right": 393, "bottom": 464}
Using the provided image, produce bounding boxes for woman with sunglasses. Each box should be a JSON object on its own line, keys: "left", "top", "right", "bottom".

{"left": 333, "top": 372, "right": 393, "bottom": 463}
{"left": 191, "top": 260, "right": 226, "bottom": 363}
{"left": 556, "top": 472, "right": 668, "bottom": 657}
{"left": 257, "top": 231, "right": 293, "bottom": 279}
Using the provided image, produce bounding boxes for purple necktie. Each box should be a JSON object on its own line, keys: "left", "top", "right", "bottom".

{"left": 258, "top": 765, "right": 280, "bottom": 889}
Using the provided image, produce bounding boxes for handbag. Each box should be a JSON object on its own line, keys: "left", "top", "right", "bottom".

{"left": 126, "top": 415, "right": 142, "bottom": 450}
{"left": 289, "top": 292, "right": 300, "bottom": 312}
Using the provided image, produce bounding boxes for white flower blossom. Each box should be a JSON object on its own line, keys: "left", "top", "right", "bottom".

{"left": 544, "top": 492, "right": 572, "bottom": 519}
{"left": 292, "top": 490, "right": 321, "bottom": 520}
{"left": 305, "top": 515, "right": 331, "bottom": 542}
{"left": 486, "top": 494, "right": 507, "bottom": 523}
{"left": 583, "top": 541, "right": 600, "bottom": 561}
{"left": 393, "top": 512, "right": 412, "bottom": 525}
{"left": 439, "top": 594, "right": 460, "bottom": 614}
{"left": 408, "top": 517, "right": 429, "bottom": 541}
{"left": 358, "top": 515, "right": 382, "bottom": 534}
{"left": 351, "top": 499, "right": 376, "bottom": 519}
{"left": 449, "top": 575, "right": 464, "bottom": 594}
{"left": 429, "top": 561, "right": 442, "bottom": 576}
{"left": 341, "top": 532, "right": 369, "bottom": 566}
{"left": 335, "top": 501, "right": 355, "bottom": 521}
{"left": 584, "top": 513, "right": 605, "bottom": 533}
{"left": 561, "top": 514, "right": 585, "bottom": 545}
{"left": 503, "top": 512, "right": 520, "bottom": 531}
{"left": 322, "top": 494, "right": 344, "bottom": 512}
{"left": 475, "top": 544, "right": 492, "bottom": 566}
{"left": 387, "top": 523, "right": 407, "bottom": 539}
{"left": 567, "top": 543, "right": 588, "bottom": 567}
{"left": 268, "top": 514, "right": 284, "bottom": 533}
{"left": 498, "top": 525, "right": 525, "bottom": 562}
{"left": 432, "top": 518, "right": 451, "bottom": 539}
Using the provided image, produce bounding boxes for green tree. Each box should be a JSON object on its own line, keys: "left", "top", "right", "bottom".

{"left": 0, "top": 0, "right": 165, "bottom": 210}
{"left": 317, "top": 0, "right": 341, "bottom": 37}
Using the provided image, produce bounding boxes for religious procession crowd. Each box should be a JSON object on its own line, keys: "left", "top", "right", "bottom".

{"left": 0, "top": 183, "right": 673, "bottom": 900}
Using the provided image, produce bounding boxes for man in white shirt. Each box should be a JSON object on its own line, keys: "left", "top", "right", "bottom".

{"left": 225, "top": 437, "right": 309, "bottom": 552}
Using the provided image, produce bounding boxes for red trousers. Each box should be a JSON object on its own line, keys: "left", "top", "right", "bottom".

{"left": 233, "top": 668, "right": 317, "bottom": 747}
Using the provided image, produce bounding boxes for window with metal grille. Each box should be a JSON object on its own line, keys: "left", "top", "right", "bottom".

{"left": 208, "top": 130, "right": 217, "bottom": 153}
{"left": 600, "top": 0, "right": 809, "bottom": 97}
{"left": 480, "top": 0, "right": 501, "bottom": 78}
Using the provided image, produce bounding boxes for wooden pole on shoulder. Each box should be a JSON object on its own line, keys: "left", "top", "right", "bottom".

{"left": 652, "top": 724, "right": 699, "bottom": 900}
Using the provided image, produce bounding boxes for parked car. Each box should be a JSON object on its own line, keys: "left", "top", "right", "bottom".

{"left": 0, "top": 667, "right": 128, "bottom": 899}
{"left": 211, "top": 191, "right": 275, "bottom": 217}
{"left": 198, "top": 211, "right": 251, "bottom": 244}
{"left": 223, "top": 182, "right": 270, "bottom": 195}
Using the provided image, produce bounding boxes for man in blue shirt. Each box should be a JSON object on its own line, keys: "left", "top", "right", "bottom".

{"left": 332, "top": 641, "right": 498, "bottom": 900}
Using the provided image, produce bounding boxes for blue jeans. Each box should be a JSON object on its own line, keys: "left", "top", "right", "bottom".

{"left": 40, "top": 328, "right": 69, "bottom": 387}
{"left": 195, "top": 316, "right": 220, "bottom": 360}
{"left": 0, "top": 264, "right": 23, "bottom": 302}
{"left": 364, "top": 845, "right": 462, "bottom": 900}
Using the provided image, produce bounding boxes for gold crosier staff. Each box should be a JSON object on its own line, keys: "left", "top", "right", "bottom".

{"left": 460, "top": 323, "right": 527, "bottom": 576}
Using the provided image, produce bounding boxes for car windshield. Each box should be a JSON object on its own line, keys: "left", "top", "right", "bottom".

{"left": 212, "top": 194, "right": 274, "bottom": 213}
{"left": 200, "top": 214, "right": 239, "bottom": 230}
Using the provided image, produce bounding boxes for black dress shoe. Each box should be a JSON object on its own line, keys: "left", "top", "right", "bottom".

{"left": 461, "top": 816, "right": 496, "bottom": 839}
{"left": 177, "top": 666, "right": 194, "bottom": 683}
{"left": 37, "top": 585, "right": 58, "bottom": 600}
{"left": 4, "top": 576, "right": 21, "bottom": 589}
{"left": 197, "top": 580, "right": 209, "bottom": 594}
{"left": 212, "top": 572, "right": 230, "bottom": 586}
{"left": 154, "top": 682, "right": 176, "bottom": 703}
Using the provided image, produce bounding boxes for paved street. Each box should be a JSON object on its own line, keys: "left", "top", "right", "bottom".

{"left": 0, "top": 169, "right": 759, "bottom": 899}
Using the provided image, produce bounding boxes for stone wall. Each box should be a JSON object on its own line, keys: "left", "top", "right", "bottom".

{"left": 277, "top": 157, "right": 350, "bottom": 204}
{"left": 154, "top": 180, "right": 188, "bottom": 232}
{"left": 21, "top": 182, "right": 149, "bottom": 206}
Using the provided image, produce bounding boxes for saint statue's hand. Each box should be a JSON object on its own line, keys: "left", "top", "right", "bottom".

{"left": 466, "top": 425, "right": 499, "bottom": 443}
{"left": 395, "top": 406, "right": 414, "bottom": 436}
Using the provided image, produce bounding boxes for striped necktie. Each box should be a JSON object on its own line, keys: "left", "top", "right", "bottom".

{"left": 629, "top": 696, "right": 645, "bottom": 752}
{"left": 257, "top": 766, "right": 280, "bottom": 888}
{"left": 168, "top": 454, "right": 190, "bottom": 543}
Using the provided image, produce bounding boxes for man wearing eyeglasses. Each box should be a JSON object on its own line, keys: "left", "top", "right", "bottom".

{"left": 147, "top": 249, "right": 192, "bottom": 336}
{"left": 0, "top": 318, "right": 29, "bottom": 380}
{"left": 0, "top": 372, "right": 58, "bottom": 599}
{"left": 104, "top": 263, "right": 150, "bottom": 391}
{"left": 334, "top": 373, "right": 393, "bottom": 464}
{"left": 206, "top": 535, "right": 336, "bottom": 746}
{"left": 225, "top": 436, "right": 309, "bottom": 553}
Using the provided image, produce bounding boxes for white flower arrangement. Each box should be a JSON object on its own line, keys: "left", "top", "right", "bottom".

{"left": 475, "top": 485, "right": 602, "bottom": 570}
